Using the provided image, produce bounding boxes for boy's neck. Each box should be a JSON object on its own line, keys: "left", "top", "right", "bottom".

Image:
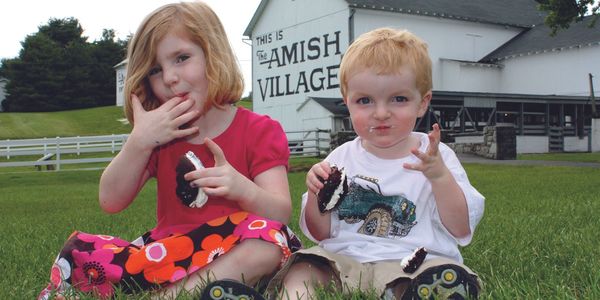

{"left": 360, "top": 133, "right": 421, "bottom": 160}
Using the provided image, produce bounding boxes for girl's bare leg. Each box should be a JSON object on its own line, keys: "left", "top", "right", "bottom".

{"left": 157, "top": 239, "right": 282, "bottom": 298}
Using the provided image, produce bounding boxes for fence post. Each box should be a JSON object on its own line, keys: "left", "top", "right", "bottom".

{"left": 55, "top": 136, "right": 61, "bottom": 171}
{"left": 6, "top": 139, "right": 10, "bottom": 159}
{"left": 111, "top": 134, "right": 116, "bottom": 153}
{"left": 76, "top": 136, "right": 81, "bottom": 156}
{"left": 43, "top": 137, "right": 48, "bottom": 155}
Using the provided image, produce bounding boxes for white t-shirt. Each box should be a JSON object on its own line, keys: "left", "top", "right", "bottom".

{"left": 299, "top": 132, "right": 485, "bottom": 263}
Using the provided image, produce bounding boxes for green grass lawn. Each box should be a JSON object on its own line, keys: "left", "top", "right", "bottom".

{"left": 1, "top": 164, "right": 600, "bottom": 299}
{"left": 0, "top": 106, "right": 131, "bottom": 139}
{"left": 519, "top": 152, "right": 600, "bottom": 163}
{"left": 0, "top": 101, "right": 252, "bottom": 140}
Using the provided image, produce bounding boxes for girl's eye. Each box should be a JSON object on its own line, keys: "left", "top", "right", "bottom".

{"left": 148, "top": 66, "right": 161, "bottom": 76}
{"left": 176, "top": 55, "right": 190, "bottom": 63}
{"left": 393, "top": 96, "right": 408, "bottom": 103}
{"left": 356, "top": 97, "right": 371, "bottom": 105}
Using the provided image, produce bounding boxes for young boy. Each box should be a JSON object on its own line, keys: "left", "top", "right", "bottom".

{"left": 267, "top": 28, "right": 485, "bottom": 299}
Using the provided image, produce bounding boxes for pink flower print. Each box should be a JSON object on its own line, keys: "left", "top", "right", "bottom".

{"left": 233, "top": 215, "right": 282, "bottom": 242}
{"left": 71, "top": 248, "right": 123, "bottom": 298}
{"left": 77, "top": 232, "right": 130, "bottom": 251}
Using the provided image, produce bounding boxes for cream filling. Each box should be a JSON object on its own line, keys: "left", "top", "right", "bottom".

{"left": 324, "top": 168, "right": 346, "bottom": 211}
{"left": 185, "top": 151, "right": 208, "bottom": 208}
{"left": 401, "top": 247, "right": 425, "bottom": 269}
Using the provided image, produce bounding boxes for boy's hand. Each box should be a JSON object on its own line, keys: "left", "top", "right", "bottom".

{"left": 306, "top": 161, "right": 332, "bottom": 195}
{"left": 185, "top": 138, "right": 252, "bottom": 201}
{"left": 403, "top": 123, "right": 449, "bottom": 181}
{"left": 129, "top": 94, "right": 199, "bottom": 150}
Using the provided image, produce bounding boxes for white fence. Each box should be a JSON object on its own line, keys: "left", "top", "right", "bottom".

{"left": 0, "top": 130, "right": 331, "bottom": 171}
{"left": 0, "top": 135, "right": 128, "bottom": 171}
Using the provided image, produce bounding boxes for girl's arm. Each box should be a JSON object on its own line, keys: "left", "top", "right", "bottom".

{"left": 99, "top": 95, "right": 199, "bottom": 213}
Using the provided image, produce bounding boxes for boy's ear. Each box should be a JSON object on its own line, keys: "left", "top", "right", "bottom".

{"left": 418, "top": 91, "right": 432, "bottom": 117}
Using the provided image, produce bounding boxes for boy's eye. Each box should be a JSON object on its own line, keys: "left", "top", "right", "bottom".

{"left": 356, "top": 97, "right": 371, "bottom": 105}
{"left": 393, "top": 96, "right": 408, "bottom": 103}
{"left": 148, "top": 66, "right": 161, "bottom": 76}
{"left": 176, "top": 55, "right": 190, "bottom": 63}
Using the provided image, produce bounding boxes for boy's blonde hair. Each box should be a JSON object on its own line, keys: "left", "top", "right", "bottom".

{"left": 339, "top": 28, "right": 432, "bottom": 99}
{"left": 123, "top": 1, "right": 244, "bottom": 124}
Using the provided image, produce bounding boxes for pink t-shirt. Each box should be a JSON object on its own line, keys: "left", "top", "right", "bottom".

{"left": 146, "top": 107, "right": 289, "bottom": 239}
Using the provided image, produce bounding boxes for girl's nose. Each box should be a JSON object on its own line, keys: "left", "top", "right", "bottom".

{"left": 163, "top": 68, "right": 179, "bottom": 86}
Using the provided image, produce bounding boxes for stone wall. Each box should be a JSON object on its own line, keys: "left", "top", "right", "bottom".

{"left": 448, "top": 125, "right": 516, "bottom": 160}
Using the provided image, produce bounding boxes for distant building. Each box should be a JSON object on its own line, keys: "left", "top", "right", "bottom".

{"left": 114, "top": 59, "right": 127, "bottom": 107}
{"left": 243, "top": 0, "right": 600, "bottom": 153}
{"left": 0, "top": 77, "right": 8, "bottom": 112}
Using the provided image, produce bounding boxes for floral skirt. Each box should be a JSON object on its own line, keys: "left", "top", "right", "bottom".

{"left": 38, "top": 211, "right": 302, "bottom": 299}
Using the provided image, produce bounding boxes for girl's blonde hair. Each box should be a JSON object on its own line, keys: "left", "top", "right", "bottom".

{"left": 123, "top": 1, "right": 244, "bottom": 124}
{"left": 339, "top": 28, "right": 432, "bottom": 98}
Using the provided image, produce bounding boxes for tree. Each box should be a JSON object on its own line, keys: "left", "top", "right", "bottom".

{"left": 0, "top": 18, "right": 127, "bottom": 112}
{"left": 536, "top": 0, "right": 600, "bottom": 35}
{"left": 90, "top": 29, "right": 128, "bottom": 107}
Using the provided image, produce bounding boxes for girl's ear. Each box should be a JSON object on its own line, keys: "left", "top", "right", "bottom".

{"left": 417, "top": 91, "right": 432, "bottom": 117}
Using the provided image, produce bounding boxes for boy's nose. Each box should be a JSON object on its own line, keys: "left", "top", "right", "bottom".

{"left": 373, "top": 104, "right": 391, "bottom": 119}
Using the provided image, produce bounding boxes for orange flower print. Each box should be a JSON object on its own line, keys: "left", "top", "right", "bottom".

{"left": 125, "top": 235, "right": 194, "bottom": 284}
{"left": 206, "top": 211, "right": 248, "bottom": 227}
{"left": 190, "top": 233, "right": 239, "bottom": 273}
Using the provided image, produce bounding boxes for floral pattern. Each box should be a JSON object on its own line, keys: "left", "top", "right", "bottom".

{"left": 71, "top": 248, "right": 123, "bottom": 298}
{"left": 38, "top": 212, "right": 301, "bottom": 299}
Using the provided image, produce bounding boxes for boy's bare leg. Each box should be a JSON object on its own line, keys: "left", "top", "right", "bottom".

{"left": 279, "top": 260, "right": 337, "bottom": 300}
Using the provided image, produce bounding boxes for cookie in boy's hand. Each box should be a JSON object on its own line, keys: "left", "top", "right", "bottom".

{"left": 401, "top": 247, "right": 428, "bottom": 274}
{"left": 317, "top": 165, "right": 348, "bottom": 213}
{"left": 175, "top": 151, "right": 208, "bottom": 208}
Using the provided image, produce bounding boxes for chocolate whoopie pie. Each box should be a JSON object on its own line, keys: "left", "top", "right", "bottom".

{"left": 401, "top": 247, "right": 428, "bottom": 274}
{"left": 175, "top": 151, "right": 208, "bottom": 208}
{"left": 317, "top": 165, "right": 348, "bottom": 213}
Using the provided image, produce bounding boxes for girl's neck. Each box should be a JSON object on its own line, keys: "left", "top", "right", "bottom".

{"left": 186, "top": 104, "right": 237, "bottom": 144}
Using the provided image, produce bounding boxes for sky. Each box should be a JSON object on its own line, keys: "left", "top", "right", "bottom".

{"left": 0, "top": 0, "right": 262, "bottom": 96}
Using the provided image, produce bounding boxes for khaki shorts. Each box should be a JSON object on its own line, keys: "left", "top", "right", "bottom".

{"left": 267, "top": 246, "right": 479, "bottom": 298}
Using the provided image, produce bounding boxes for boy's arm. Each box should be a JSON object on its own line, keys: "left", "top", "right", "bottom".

{"left": 427, "top": 168, "right": 470, "bottom": 238}
{"left": 303, "top": 190, "right": 332, "bottom": 241}
{"left": 302, "top": 161, "right": 333, "bottom": 241}
{"left": 404, "top": 124, "right": 470, "bottom": 238}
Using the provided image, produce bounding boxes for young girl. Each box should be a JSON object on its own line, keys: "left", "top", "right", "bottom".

{"left": 38, "top": 2, "right": 300, "bottom": 299}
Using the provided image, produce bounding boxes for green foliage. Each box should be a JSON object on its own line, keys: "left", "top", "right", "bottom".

{"left": 0, "top": 17, "right": 127, "bottom": 112}
{"left": 536, "top": 0, "right": 600, "bottom": 35}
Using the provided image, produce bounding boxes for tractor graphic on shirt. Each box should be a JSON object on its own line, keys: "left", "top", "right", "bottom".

{"left": 337, "top": 175, "right": 417, "bottom": 238}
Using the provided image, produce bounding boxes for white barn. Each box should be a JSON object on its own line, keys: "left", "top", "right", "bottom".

{"left": 243, "top": 0, "right": 600, "bottom": 153}
{"left": 0, "top": 77, "right": 7, "bottom": 112}
{"left": 114, "top": 60, "right": 127, "bottom": 107}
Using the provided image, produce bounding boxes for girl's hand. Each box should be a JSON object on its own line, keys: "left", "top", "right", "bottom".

{"left": 129, "top": 94, "right": 199, "bottom": 150}
{"left": 185, "top": 138, "right": 253, "bottom": 202}
{"left": 403, "top": 123, "right": 448, "bottom": 180}
{"left": 306, "top": 161, "right": 332, "bottom": 195}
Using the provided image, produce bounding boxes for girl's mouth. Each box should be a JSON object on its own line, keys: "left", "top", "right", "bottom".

{"left": 176, "top": 93, "right": 189, "bottom": 100}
